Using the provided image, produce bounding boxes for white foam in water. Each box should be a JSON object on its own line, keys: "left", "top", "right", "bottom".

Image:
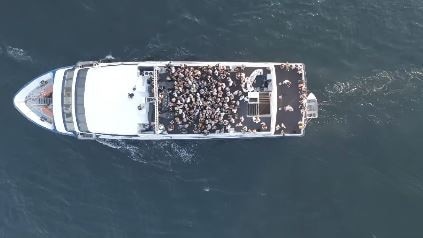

{"left": 79, "top": 0, "right": 96, "bottom": 12}
{"left": 5, "top": 46, "right": 32, "bottom": 62}
{"left": 104, "top": 54, "right": 115, "bottom": 60}
{"left": 322, "top": 67, "right": 423, "bottom": 127}
{"left": 181, "top": 12, "right": 201, "bottom": 24}
{"left": 96, "top": 139, "right": 199, "bottom": 169}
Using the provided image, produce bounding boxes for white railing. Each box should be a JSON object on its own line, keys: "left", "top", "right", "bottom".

{"left": 153, "top": 67, "right": 160, "bottom": 134}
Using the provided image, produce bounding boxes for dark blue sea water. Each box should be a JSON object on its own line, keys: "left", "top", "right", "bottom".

{"left": 1, "top": 0, "right": 423, "bottom": 237}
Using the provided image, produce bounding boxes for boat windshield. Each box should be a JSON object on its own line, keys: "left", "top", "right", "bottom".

{"left": 75, "top": 68, "right": 90, "bottom": 132}
{"left": 62, "top": 69, "right": 75, "bottom": 131}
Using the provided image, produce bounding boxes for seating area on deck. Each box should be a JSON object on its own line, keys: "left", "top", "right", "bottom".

{"left": 157, "top": 64, "right": 272, "bottom": 135}
{"left": 274, "top": 63, "right": 307, "bottom": 135}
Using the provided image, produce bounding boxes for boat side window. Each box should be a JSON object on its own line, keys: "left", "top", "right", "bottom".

{"left": 62, "top": 69, "right": 75, "bottom": 131}
{"left": 74, "top": 68, "right": 90, "bottom": 132}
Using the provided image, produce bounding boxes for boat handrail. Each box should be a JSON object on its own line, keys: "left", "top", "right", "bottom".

{"left": 153, "top": 67, "right": 160, "bottom": 134}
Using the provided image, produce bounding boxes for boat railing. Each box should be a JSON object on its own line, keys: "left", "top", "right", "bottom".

{"left": 76, "top": 61, "right": 98, "bottom": 68}
{"left": 77, "top": 132, "right": 97, "bottom": 140}
{"left": 153, "top": 67, "right": 160, "bottom": 134}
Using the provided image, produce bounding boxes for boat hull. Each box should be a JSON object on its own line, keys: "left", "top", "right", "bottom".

{"left": 14, "top": 61, "right": 317, "bottom": 140}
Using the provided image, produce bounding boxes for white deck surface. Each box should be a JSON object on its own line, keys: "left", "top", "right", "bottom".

{"left": 83, "top": 65, "right": 149, "bottom": 135}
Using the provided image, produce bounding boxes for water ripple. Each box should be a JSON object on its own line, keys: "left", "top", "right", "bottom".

{"left": 96, "top": 139, "right": 200, "bottom": 170}
{"left": 1, "top": 45, "right": 33, "bottom": 63}
{"left": 320, "top": 66, "right": 423, "bottom": 127}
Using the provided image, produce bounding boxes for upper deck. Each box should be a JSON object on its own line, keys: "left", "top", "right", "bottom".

{"left": 139, "top": 61, "right": 311, "bottom": 137}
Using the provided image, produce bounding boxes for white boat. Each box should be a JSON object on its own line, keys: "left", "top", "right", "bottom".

{"left": 14, "top": 61, "right": 318, "bottom": 140}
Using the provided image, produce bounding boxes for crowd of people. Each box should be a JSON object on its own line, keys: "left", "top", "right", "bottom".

{"left": 155, "top": 63, "right": 310, "bottom": 135}
{"left": 158, "top": 64, "right": 269, "bottom": 134}
{"left": 275, "top": 63, "right": 308, "bottom": 134}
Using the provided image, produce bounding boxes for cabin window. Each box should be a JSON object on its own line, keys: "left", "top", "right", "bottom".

{"left": 62, "top": 69, "right": 75, "bottom": 131}
{"left": 74, "top": 68, "right": 90, "bottom": 132}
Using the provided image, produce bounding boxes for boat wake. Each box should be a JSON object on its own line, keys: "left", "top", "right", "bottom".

{"left": 319, "top": 66, "right": 423, "bottom": 127}
{"left": 0, "top": 45, "right": 32, "bottom": 63}
{"left": 96, "top": 139, "right": 200, "bottom": 170}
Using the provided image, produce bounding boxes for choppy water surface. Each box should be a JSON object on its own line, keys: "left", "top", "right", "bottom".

{"left": 1, "top": 0, "right": 423, "bottom": 237}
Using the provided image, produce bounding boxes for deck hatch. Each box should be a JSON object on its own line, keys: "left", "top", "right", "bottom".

{"left": 247, "top": 92, "right": 270, "bottom": 116}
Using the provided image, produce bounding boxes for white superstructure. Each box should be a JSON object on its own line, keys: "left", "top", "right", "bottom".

{"left": 14, "top": 61, "right": 318, "bottom": 140}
